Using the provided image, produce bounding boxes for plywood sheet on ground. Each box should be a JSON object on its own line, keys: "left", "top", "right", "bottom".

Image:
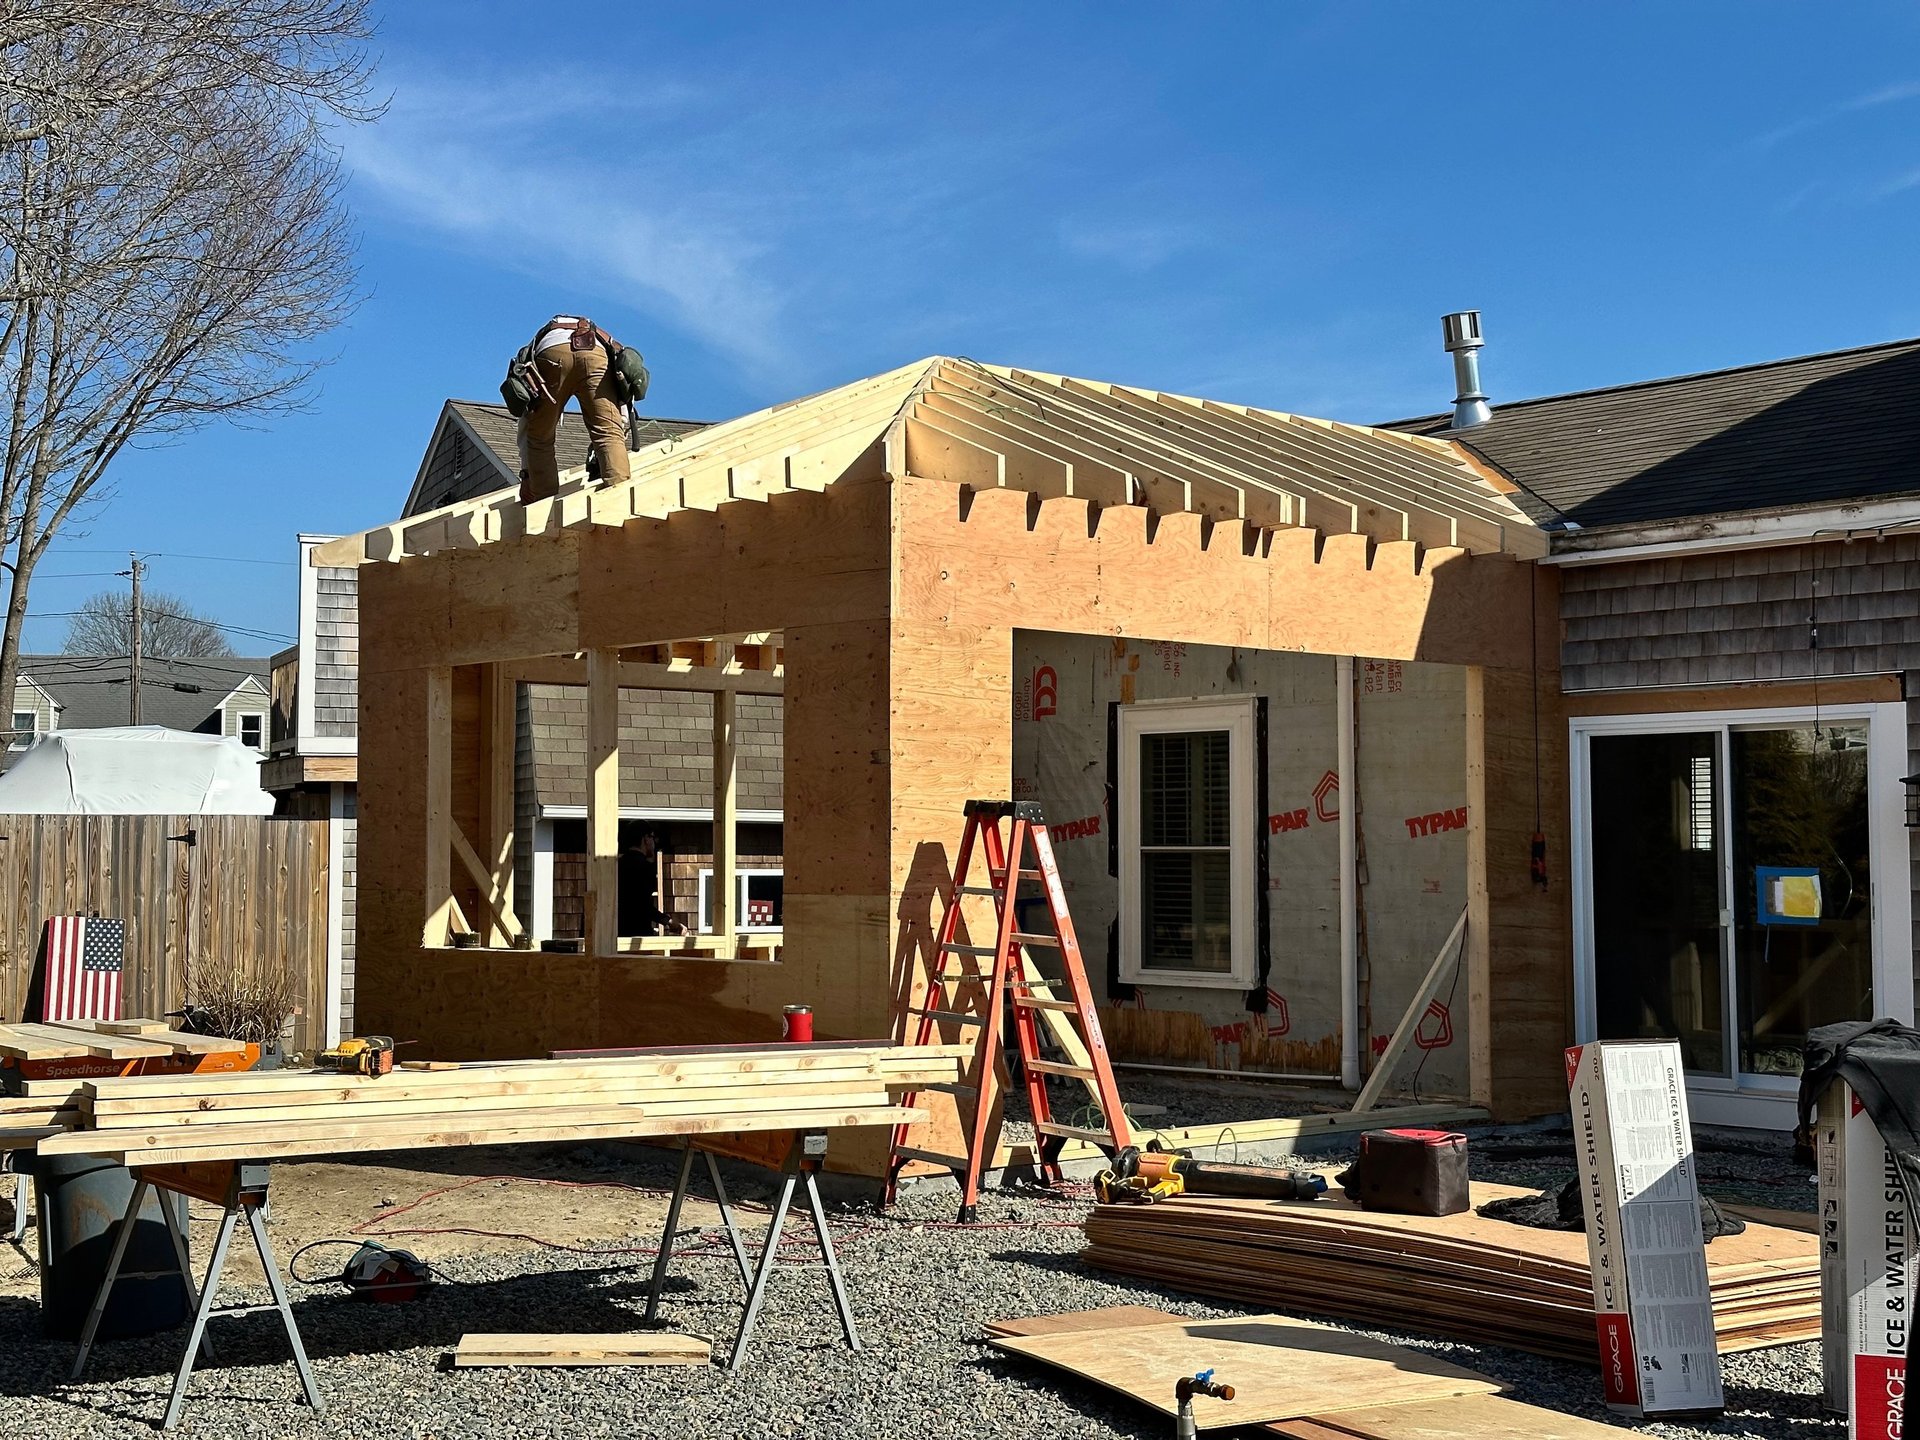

{"left": 988, "top": 1314, "right": 1499, "bottom": 1427}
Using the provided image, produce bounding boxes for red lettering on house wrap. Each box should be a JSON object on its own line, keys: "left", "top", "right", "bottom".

{"left": 1405, "top": 806, "right": 1469, "bottom": 838}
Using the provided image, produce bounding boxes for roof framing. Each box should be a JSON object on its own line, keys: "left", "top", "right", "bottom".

{"left": 315, "top": 357, "right": 1546, "bottom": 567}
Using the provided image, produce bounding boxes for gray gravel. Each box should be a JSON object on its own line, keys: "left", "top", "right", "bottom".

{"left": 0, "top": 1133, "right": 1831, "bottom": 1439}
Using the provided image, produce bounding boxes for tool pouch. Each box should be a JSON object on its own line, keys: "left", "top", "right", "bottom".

{"left": 607, "top": 343, "right": 650, "bottom": 405}
{"left": 500, "top": 343, "right": 542, "bottom": 417}
{"left": 1337, "top": 1128, "right": 1469, "bottom": 1216}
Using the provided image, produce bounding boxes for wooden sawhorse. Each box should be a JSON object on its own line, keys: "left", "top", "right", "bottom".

{"left": 70, "top": 1160, "right": 321, "bottom": 1430}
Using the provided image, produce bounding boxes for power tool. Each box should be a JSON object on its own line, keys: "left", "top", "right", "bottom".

{"left": 315, "top": 1035, "right": 396, "bottom": 1078}
{"left": 1094, "top": 1145, "right": 1328, "bottom": 1205}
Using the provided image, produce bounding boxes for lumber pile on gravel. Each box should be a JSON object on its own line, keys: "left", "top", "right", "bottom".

{"left": 36, "top": 1041, "right": 966, "bottom": 1165}
{"left": 1081, "top": 1182, "right": 1820, "bottom": 1362}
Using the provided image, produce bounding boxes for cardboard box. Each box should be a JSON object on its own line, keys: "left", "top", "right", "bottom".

{"left": 1817, "top": 1079, "right": 1917, "bottom": 1439}
{"left": 1566, "top": 1039, "right": 1724, "bottom": 1416}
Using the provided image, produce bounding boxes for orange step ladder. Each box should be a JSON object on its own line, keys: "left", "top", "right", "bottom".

{"left": 884, "top": 800, "right": 1131, "bottom": 1221}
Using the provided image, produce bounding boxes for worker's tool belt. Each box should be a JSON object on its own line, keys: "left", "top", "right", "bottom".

{"left": 499, "top": 319, "right": 648, "bottom": 415}
{"left": 500, "top": 340, "right": 549, "bottom": 418}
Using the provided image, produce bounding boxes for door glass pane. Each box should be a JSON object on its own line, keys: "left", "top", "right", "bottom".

{"left": 1141, "top": 851, "right": 1234, "bottom": 972}
{"left": 1729, "top": 725, "right": 1872, "bottom": 1078}
{"left": 1590, "top": 732, "right": 1727, "bottom": 1075}
{"left": 1139, "top": 729, "right": 1234, "bottom": 972}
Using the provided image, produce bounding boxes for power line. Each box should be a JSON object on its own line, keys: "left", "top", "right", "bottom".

{"left": 41, "top": 549, "right": 295, "bottom": 567}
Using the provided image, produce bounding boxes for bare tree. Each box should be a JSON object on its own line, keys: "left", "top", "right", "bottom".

{"left": 0, "top": 2, "right": 374, "bottom": 718}
{"left": 62, "top": 587, "right": 235, "bottom": 657}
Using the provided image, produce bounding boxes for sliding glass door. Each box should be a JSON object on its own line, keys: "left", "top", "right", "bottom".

{"left": 1575, "top": 705, "right": 1904, "bottom": 1121}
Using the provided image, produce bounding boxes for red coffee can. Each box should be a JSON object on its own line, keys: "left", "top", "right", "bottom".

{"left": 781, "top": 1005, "right": 813, "bottom": 1042}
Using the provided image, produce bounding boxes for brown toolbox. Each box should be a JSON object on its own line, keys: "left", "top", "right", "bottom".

{"left": 1337, "top": 1128, "right": 1469, "bottom": 1216}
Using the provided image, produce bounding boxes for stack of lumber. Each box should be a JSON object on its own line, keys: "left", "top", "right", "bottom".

{"left": 1081, "top": 1182, "right": 1820, "bottom": 1363}
{"left": 38, "top": 1041, "right": 967, "bottom": 1165}
{"left": 0, "top": 1091, "right": 77, "bottom": 1151}
{"left": 0, "top": 1018, "right": 249, "bottom": 1063}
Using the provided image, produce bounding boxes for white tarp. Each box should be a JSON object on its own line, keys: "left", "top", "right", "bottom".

{"left": 0, "top": 727, "right": 274, "bottom": 815}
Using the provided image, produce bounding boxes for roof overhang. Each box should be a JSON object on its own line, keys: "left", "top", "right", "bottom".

{"left": 1540, "top": 492, "right": 1920, "bottom": 566}
{"left": 315, "top": 357, "right": 1548, "bottom": 568}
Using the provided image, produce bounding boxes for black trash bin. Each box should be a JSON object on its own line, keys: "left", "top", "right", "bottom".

{"left": 31, "top": 1152, "right": 190, "bottom": 1340}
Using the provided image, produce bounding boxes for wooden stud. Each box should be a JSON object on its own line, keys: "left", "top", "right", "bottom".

{"left": 712, "top": 688, "right": 737, "bottom": 944}
{"left": 451, "top": 821, "right": 522, "bottom": 943}
{"left": 585, "top": 647, "right": 620, "bottom": 957}
{"left": 424, "top": 667, "right": 454, "bottom": 947}
{"left": 484, "top": 664, "right": 517, "bottom": 945}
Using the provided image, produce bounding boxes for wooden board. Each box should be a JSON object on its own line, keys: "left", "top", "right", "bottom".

{"left": 94, "top": 1019, "right": 171, "bottom": 1035}
{"left": 1267, "top": 1395, "right": 1629, "bottom": 1440}
{"left": 989, "top": 1314, "right": 1500, "bottom": 1427}
{"left": 0, "top": 1022, "right": 89, "bottom": 1061}
{"left": 452, "top": 1332, "right": 710, "bottom": 1368}
{"left": 985, "top": 1305, "right": 1184, "bottom": 1338}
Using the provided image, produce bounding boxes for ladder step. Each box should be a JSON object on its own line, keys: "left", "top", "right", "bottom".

{"left": 909, "top": 1007, "right": 987, "bottom": 1025}
{"left": 1012, "top": 932, "right": 1060, "bottom": 947}
{"left": 1033, "top": 1121, "right": 1122, "bottom": 1145}
{"left": 1013, "top": 996, "right": 1078, "bottom": 1012}
{"left": 894, "top": 1147, "right": 969, "bottom": 1169}
{"left": 956, "top": 886, "right": 1002, "bottom": 897}
{"left": 933, "top": 970, "right": 989, "bottom": 983}
{"left": 943, "top": 944, "right": 999, "bottom": 957}
{"left": 1026, "top": 1059, "right": 1098, "bottom": 1080}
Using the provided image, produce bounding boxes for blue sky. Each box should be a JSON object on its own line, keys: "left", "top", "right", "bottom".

{"left": 32, "top": 1, "right": 1920, "bottom": 652}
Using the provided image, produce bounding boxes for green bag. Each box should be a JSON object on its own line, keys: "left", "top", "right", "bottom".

{"left": 607, "top": 343, "right": 650, "bottom": 405}
{"left": 500, "top": 343, "right": 542, "bottom": 418}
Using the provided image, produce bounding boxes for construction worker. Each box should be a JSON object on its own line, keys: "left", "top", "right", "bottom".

{"left": 511, "top": 314, "right": 641, "bottom": 503}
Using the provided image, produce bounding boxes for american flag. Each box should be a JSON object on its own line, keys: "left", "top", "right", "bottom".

{"left": 38, "top": 914, "right": 125, "bottom": 1022}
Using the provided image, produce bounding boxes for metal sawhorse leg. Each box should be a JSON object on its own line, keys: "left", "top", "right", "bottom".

{"left": 8, "top": 1168, "right": 25, "bottom": 1243}
{"left": 645, "top": 1131, "right": 862, "bottom": 1371}
{"left": 70, "top": 1160, "right": 322, "bottom": 1431}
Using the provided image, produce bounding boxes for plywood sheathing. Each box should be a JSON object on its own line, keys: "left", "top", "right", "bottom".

{"left": 351, "top": 360, "right": 1568, "bottom": 1144}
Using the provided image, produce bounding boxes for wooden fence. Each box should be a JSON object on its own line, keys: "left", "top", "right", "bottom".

{"left": 0, "top": 814, "right": 329, "bottom": 1054}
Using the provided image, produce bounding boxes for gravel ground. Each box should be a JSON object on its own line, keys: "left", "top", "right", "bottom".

{"left": 0, "top": 1127, "right": 1831, "bottom": 1439}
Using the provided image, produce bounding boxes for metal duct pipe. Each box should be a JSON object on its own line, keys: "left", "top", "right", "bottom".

{"left": 1442, "top": 310, "right": 1490, "bottom": 429}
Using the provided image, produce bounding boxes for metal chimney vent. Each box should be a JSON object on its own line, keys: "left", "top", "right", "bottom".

{"left": 1441, "top": 310, "right": 1490, "bottom": 429}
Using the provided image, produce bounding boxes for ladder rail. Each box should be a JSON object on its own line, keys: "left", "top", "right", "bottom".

{"left": 885, "top": 802, "right": 1132, "bottom": 1220}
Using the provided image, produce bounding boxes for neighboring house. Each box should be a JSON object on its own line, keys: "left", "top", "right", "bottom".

{"left": 266, "top": 405, "right": 714, "bottom": 1042}
{"left": 1386, "top": 332, "right": 1920, "bottom": 1128}
{"left": 5, "top": 654, "right": 272, "bottom": 765}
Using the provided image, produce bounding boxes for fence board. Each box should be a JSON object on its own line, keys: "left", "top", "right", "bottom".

{"left": 0, "top": 815, "right": 329, "bottom": 1053}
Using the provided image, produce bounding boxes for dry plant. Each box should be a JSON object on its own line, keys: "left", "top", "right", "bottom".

{"left": 187, "top": 965, "right": 298, "bottom": 1046}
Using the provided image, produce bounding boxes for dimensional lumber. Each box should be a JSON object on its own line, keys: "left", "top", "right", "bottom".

{"left": 0, "top": 1019, "right": 246, "bottom": 1062}
{"left": 1080, "top": 1184, "right": 1820, "bottom": 1363}
{"left": 988, "top": 1314, "right": 1500, "bottom": 1427}
{"left": 452, "top": 1333, "right": 711, "bottom": 1368}
{"left": 40, "top": 1042, "right": 966, "bottom": 1165}
{"left": 988, "top": 1309, "right": 1623, "bottom": 1440}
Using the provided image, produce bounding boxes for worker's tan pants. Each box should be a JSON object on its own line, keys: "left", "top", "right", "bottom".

{"left": 517, "top": 342, "right": 631, "bottom": 502}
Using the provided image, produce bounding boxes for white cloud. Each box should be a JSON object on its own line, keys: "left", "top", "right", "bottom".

{"left": 1057, "top": 217, "right": 1203, "bottom": 272}
{"left": 1749, "top": 78, "right": 1920, "bottom": 151}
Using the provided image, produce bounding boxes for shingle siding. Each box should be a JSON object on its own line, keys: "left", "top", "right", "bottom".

{"left": 313, "top": 568, "right": 358, "bottom": 738}
{"left": 1561, "top": 537, "right": 1920, "bottom": 692}
{"left": 528, "top": 685, "right": 783, "bottom": 810}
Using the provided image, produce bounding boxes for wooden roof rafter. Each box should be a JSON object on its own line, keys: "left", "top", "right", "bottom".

{"left": 315, "top": 356, "right": 1547, "bottom": 567}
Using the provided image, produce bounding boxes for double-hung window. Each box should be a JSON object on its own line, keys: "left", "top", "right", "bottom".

{"left": 1118, "top": 698, "right": 1257, "bottom": 987}
{"left": 9, "top": 710, "right": 35, "bottom": 751}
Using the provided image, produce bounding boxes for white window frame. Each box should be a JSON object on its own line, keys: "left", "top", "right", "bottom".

{"left": 696, "top": 867, "right": 783, "bottom": 934}
{"left": 238, "top": 711, "right": 265, "bottom": 750}
{"left": 8, "top": 709, "right": 36, "bottom": 751}
{"left": 1569, "top": 700, "right": 1913, "bottom": 1130}
{"left": 1118, "top": 697, "right": 1258, "bottom": 989}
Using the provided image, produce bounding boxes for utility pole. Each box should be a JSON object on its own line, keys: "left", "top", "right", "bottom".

{"left": 128, "top": 552, "right": 144, "bottom": 724}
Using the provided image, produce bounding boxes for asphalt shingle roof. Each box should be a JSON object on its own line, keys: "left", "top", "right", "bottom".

{"left": 22, "top": 655, "right": 269, "bottom": 732}
{"left": 423, "top": 402, "right": 707, "bottom": 513}
{"left": 1385, "top": 336, "right": 1920, "bottom": 531}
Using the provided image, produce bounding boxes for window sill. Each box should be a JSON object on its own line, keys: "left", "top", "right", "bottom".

{"left": 1120, "top": 969, "right": 1254, "bottom": 990}
{"left": 429, "top": 932, "right": 782, "bottom": 964}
